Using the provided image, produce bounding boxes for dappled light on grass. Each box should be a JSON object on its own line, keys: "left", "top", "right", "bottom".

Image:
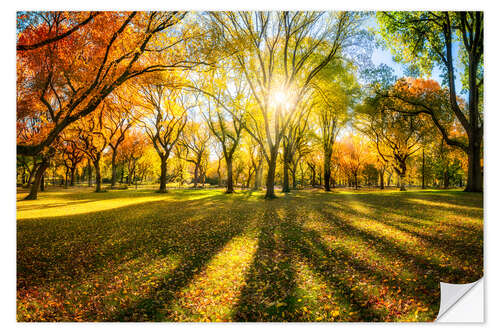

{"left": 17, "top": 188, "right": 482, "bottom": 322}
{"left": 16, "top": 188, "right": 220, "bottom": 219}
{"left": 168, "top": 230, "right": 259, "bottom": 321}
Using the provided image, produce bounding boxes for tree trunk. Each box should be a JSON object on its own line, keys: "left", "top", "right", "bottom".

{"left": 217, "top": 158, "right": 222, "bottom": 187}
{"left": 253, "top": 156, "right": 263, "bottom": 190}
{"left": 465, "top": 137, "right": 482, "bottom": 192}
{"left": 193, "top": 164, "right": 199, "bottom": 188}
{"left": 87, "top": 161, "right": 92, "bottom": 187}
{"left": 399, "top": 172, "right": 406, "bottom": 191}
{"left": 282, "top": 158, "right": 290, "bottom": 193}
{"left": 64, "top": 168, "right": 69, "bottom": 188}
{"left": 421, "top": 149, "right": 426, "bottom": 189}
{"left": 120, "top": 166, "right": 124, "bottom": 184}
{"left": 70, "top": 166, "right": 76, "bottom": 187}
{"left": 159, "top": 155, "right": 168, "bottom": 193}
{"left": 226, "top": 157, "right": 234, "bottom": 193}
{"left": 443, "top": 169, "right": 450, "bottom": 189}
{"left": 111, "top": 149, "right": 118, "bottom": 188}
{"left": 26, "top": 166, "right": 36, "bottom": 186}
{"left": 40, "top": 173, "right": 45, "bottom": 192}
{"left": 292, "top": 168, "right": 297, "bottom": 190}
{"left": 309, "top": 164, "right": 316, "bottom": 187}
{"left": 265, "top": 151, "right": 278, "bottom": 199}
{"left": 379, "top": 170, "right": 385, "bottom": 190}
{"left": 323, "top": 158, "right": 331, "bottom": 192}
{"left": 24, "top": 159, "right": 49, "bottom": 200}
{"left": 94, "top": 157, "right": 102, "bottom": 192}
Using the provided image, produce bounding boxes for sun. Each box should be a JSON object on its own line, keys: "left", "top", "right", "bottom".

{"left": 273, "top": 91, "right": 288, "bottom": 105}
{"left": 271, "top": 89, "right": 293, "bottom": 110}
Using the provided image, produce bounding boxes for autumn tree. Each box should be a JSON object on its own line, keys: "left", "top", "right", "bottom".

{"left": 194, "top": 68, "right": 247, "bottom": 193}
{"left": 58, "top": 138, "right": 84, "bottom": 187}
{"left": 357, "top": 93, "right": 430, "bottom": 191}
{"left": 137, "top": 72, "right": 192, "bottom": 192}
{"left": 102, "top": 91, "right": 135, "bottom": 188}
{"left": 377, "top": 11, "right": 483, "bottom": 192}
{"left": 311, "top": 60, "right": 356, "bottom": 191}
{"left": 71, "top": 111, "right": 109, "bottom": 192}
{"left": 208, "top": 11, "right": 361, "bottom": 198}
{"left": 339, "top": 134, "right": 372, "bottom": 189}
{"left": 16, "top": 11, "right": 209, "bottom": 159}
{"left": 180, "top": 121, "right": 212, "bottom": 188}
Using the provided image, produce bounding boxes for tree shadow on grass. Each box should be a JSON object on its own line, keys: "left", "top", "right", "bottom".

{"left": 324, "top": 193, "right": 483, "bottom": 283}
{"left": 17, "top": 193, "right": 256, "bottom": 321}
{"left": 233, "top": 202, "right": 389, "bottom": 321}
{"left": 279, "top": 207, "right": 388, "bottom": 321}
{"left": 232, "top": 203, "right": 299, "bottom": 321}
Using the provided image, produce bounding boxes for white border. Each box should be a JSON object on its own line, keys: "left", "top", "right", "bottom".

{"left": 3, "top": 1, "right": 499, "bottom": 332}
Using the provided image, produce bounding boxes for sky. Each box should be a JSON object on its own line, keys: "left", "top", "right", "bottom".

{"left": 367, "top": 16, "right": 465, "bottom": 95}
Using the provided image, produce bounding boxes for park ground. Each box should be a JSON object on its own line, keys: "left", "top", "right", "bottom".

{"left": 16, "top": 187, "right": 483, "bottom": 322}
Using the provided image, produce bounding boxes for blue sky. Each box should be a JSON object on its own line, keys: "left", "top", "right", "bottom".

{"left": 366, "top": 16, "right": 464, "bottom": 95}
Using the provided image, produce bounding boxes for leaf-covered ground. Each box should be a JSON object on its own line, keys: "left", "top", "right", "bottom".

{"left": 16, "top": 187, "right": 483, "bottom": 322}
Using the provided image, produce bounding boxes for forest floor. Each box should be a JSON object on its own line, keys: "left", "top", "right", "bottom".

{"left": 16, "top": 187, "right": 483, "bottom": 322}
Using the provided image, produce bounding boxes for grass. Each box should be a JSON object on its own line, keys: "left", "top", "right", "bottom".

{"left": 16, "top": 187, "right": 483, "bottom": 322}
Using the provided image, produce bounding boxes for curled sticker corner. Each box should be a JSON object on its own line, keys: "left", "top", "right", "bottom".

{"left": 436, "top": 278, "right": 483, "bottom": 322}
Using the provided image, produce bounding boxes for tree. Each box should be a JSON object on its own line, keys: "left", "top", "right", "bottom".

{"left": 16, "top": 11, "right": 203, "bottom": 157}
{"left": 208, "top": 11, "right": 361, "bottom": 198}
{"left": 71, "top": 111, "right": 109, "bottom": 192}
{"left": 377, "top": 11, "right": 483, "bottom": 192}
{"left": 311, "top": 60, "right": 355, "bottom": 191}
{"left": 137, "top": 75, "right": 190, "bottom": 193}
{"left": 281, "top": 104, "right": 313, "bottom": 192}
{"left": 357, "top": 94, "right": 429, "bottom": 191}
{"left": 116, "top": 130, "right": 147, "bottom": 186}
{"left": 339, "top": 134, "right": 372, "bottom": 189}
{"left": 180, "top": 121, "right": 211, "bottom": 188}
{"left": 103, "top": 91, "right": 135, "bottom": 188}
{"left": 58, "top": 137, "right": 84, "bottom": 186}
{"left": 196, "top": 69, "right": 247, "bottom": 193}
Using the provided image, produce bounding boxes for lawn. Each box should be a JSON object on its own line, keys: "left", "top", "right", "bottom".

{"left": 16, "top": 187, "right": 483, "bottom": 322}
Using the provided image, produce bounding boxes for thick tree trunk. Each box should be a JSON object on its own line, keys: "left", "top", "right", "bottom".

{"left": 465, "top": 137, "right": 483, "bottom": 192}
{"left": 226, "top": 157, "right": 234, "bottom": 193}
{"left": 282, "top": 159, "right": 290, "bottom": 193}
{"left": 292, "top": 168, "right": 297, "bottom": 190}
{"left": 253, "top": 157, "right": 263, "bottom": 190}
{"left": 379, "top": 170, "right": 385, "bottom": 190}
{"left": 70, "top": 167, "right": 76, "bottom": 187}
{"left": 399, "top": 172, "right": 406, "bottom": 191}
{"left": 24, "top": 160, "right": 49, "bottom": 200}
{"left": 443, "top": 169, "right": 450, "bottom": 189}
{"left": 40, "top": 174, "right": 45, "bottom": 192}
{"left": 193, "top": 164, "right": 199, "bottom": 188}
{"left": 94, "top": 158, "right": 102, "bottom": 192}
{"left": 159, "top": 155, "right": 168, "bottom": 193}
{"left": 26, "top": 167, "right": 36, "bottom": 186}
{"left": 265, "top": 152, "right": 278, "bottom": 199}
{"left": 87, "top": 161, "right": 92, "bottom": 187}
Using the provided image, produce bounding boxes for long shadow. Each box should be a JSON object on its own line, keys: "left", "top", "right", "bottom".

{"left": 232, "top": 203, "right": 300, "bottom": 321}
{"left": 318, "top": 207, "right": 468, "bottom": 283}
{"left": 279, "top": 205, "right": 389, "bottom": 321}
{"left": 17, "top": 193, "right": 249, "bottom": 319}
{"left": 327, "top": 193, "right": 483, "bottom": 283}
